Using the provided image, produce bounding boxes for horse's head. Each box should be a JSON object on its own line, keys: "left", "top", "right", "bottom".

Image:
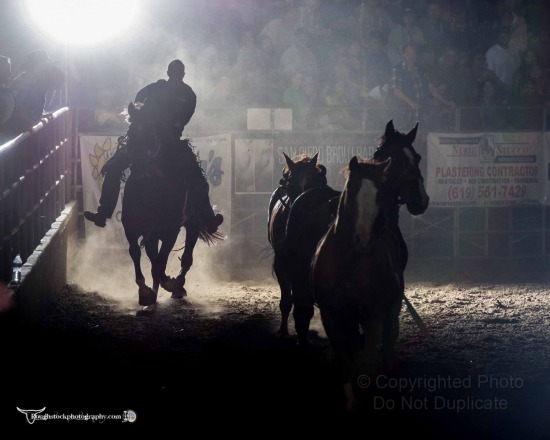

{"left": 337, "top": 156, "right": 391, "bottom": 251}
{"left": 373, "top": 120, "right": 429, "bottom": 216}
{"left": 125, "top": 101, "right": 161, "bottom": 160}
{"left": 280, "top": 152, "right": 327, "bottom": 201}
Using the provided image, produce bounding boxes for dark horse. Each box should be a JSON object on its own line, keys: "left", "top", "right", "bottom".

{"left": 268, "top": 152, "right": 337, "bottom": 337}
{"left": 121, "top": 102, "right": 222, "bottom": 307}
{"left": 285, "top": 120, "right": 429, "bottom": 347}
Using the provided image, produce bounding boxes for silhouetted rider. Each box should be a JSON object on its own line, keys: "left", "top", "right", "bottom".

{"left": 84, "top": 60, "right": 223, "bottom": 233}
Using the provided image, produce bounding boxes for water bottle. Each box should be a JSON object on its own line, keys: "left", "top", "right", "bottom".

{"left": 12, "top": 254, "right": 22, "bottom": 283}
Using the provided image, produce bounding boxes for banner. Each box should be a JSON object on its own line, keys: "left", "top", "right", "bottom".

{"left": 273, "top": 132, "right": 380, "bottom": 190}
{"left": 427, "top": 132, "right": 542, "bottom": 208}
{"left": 80, "top": 133, "right": 232, "bottom": 248}
{"left": 234, "top": 138, "right": 274, "bottom": 194}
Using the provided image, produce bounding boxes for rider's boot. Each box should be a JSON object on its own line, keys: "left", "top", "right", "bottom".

{"left": 84, "top": 210, "right": 107, "bottom": 227}
{"left": 195, "top": 195, "right": 223, "bottom": 234}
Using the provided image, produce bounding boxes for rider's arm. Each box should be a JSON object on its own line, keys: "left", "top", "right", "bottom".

{"left": 179, "top": 86, "right": 197, "bottom": 128}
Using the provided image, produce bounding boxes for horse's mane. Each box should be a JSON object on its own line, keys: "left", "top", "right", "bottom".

{"left": 342, "top": 157, "right": 378, "bottom": 177}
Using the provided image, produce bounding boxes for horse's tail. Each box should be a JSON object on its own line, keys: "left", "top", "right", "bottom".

{"left": 198, "top": 228, "right": 225, "bottom": 245}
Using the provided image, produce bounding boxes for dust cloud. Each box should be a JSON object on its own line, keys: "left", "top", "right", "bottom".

{"left": 67, "top": 224, "right": 274, "bottom": 315}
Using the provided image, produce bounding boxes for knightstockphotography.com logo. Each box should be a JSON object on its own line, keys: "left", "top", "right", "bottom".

{"left": 16, "top": 407, "right": 137, "bottom": 424}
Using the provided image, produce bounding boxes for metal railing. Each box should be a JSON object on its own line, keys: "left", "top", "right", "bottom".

{"left": 0, "top": 108, "right": 76, "bottom": 283}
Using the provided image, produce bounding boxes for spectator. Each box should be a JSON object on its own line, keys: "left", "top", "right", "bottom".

{"left": 524, "top": 61, "right": 548, "bottom": 101}
{"left": 195, "top": 30, "right": 232, "bottom": 93}
{"left": 296, "top": 0, "right": 327, "bottom": 40}
{"left": 434, "top": 45, "right": 468, "bottom": 106}
{"left": 390, "top": 42, "right": 454, "bottom": 129}
{"left": 512, "top": 49, "right": 542, "bottom": 92}
{"left": 417, "top": 1, "right": 448, "bottom": 69}
{"left": 387, "top": 7, "right": 427, "bottom": 67}
{"left": 280, "top": 27, "right": 319, "bottom": 81}
{"left": 302, "top": 75, "right": 322, "bottom": 129}
{"left": 5, "top": 50, "right": 64, "bottom": 133}
{"left": 445, "top": 11, "right": 473, "bottom": 53}
{"left": 282, "top": 70, "right": 309, "bottom": 130}
{"left": 257, "top": 34, "right": 282, "bottom": 81}
{"left": 239, "top": 68, "right": 281, "bottom": 108}
{"left": 494, "top": 0, "right": 528, "bottom": 53}
{"left": 359, "top": 0, "right": 394, "bottom": 45}
{"left": 227, "top": 0, "right": 263, "bottom": 35}
{"left": 345, "top": 39, "right": 367, "bottom": 88}
{"left": 485, "top": 26, "right": 521, "bottom": 97}
{"left": 232, "top": 28, "right": 263, "bottom": 80}
{"left": 363, "top": 31, "right": 393, "bottom": 92}
{"left": 319, "top": 0, "right": 359, "bottom": 42}
{"left": 258, "top": 4, "right": 298, "bottom": 58}
{"left": 321, "top": 80, "right": 359, "bottom": 131}
{"left": 203, "top": 74, "right": 242, "bottom": 108}
{"left": 323, "top": 61, "right": 366, "bottom": 108}
{"left": 463, "top": 51, "right": 497, "bottom": 105}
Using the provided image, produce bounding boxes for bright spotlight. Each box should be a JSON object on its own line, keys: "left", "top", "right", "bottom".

{"left": 25, "top": 0, "right": 139, "bottom": 46}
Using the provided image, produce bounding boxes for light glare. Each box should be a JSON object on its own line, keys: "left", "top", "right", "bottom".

{"left": 25, "top": 0, "right": 138, "bottom": 46}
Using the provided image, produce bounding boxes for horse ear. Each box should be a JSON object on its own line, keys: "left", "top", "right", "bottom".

{"left": 283, "top": 153, "right": 295, "bottom": 171}
{"left": 128, "top": 102, "right": 135, "bottom": 117}
{"left": 406, "top": 122, "right": 419, "bottom": 144}
{"left": 319, "top": 164, "right": 327, "bottom": 176}
{"left": 384, "top": 119, "right": 395, "bottom": 138}
{"left": 349, "top": 156, "right": 359, "bottom": 171}
{"left": 310, "top": 152, "right": 319, "bottom": 167}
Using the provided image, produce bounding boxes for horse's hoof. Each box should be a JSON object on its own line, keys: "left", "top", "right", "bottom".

{"left": 136, "top": 303, "right": 157, "bottom": 316}
{"left": 161, "top": 277, "right": 179, "bottom": 293}
{"left": 276, "top": 328, "right": 290, "bottom": 338}
{"left": 138, "top": 285, "right": 157, "bottom": 306}
{"left": 171, "top": 287, "right": 187, "bottom": 299}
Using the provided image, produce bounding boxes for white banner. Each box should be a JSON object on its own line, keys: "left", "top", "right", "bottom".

{"left": 234, "top": 138, "right": 274, "bottom": 194}
{"left": 80, "top": 133, "right": 232, "bottom": 248}
{"left": 427, "top": 132, "right": 542, "bottom": 208}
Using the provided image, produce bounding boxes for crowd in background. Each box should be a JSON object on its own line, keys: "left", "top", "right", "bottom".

{"left": 170, "top": 0, "right": 549, "bottom": 132}
{"left": 180, "top": 0, "right": 549, "bottom": 132}
{"left": 1, "top": 0, "right": 549, "bottom": 135}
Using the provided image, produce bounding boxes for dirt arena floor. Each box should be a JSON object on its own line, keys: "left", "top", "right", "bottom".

{"left": 2, "top": 242, "right": 550, "bottom": 437}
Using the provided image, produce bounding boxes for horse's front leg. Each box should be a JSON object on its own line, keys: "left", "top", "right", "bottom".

{"left": 149, "top": 230, "right": 179, "bottom": 293}
{"left": 144, "top": 238, "right": 161, "bottom": 293}
{"left": 129, "top": 240, "right": 157, "bottom": 306}
{"left": 320, "top": 307, "right": 358, "bottom": 412}
{"left": 172, "top": 227, "right": 200, "bottom": 298}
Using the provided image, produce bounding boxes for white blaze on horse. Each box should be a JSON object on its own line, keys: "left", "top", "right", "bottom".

{"left": 311, "top": 156, "right": 397, "bottom": 411}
